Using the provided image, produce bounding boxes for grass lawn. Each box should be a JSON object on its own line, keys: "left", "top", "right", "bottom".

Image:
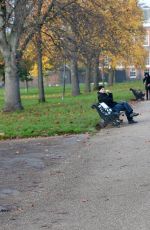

{"left": 0, "top": 80, "right": 145, "bottom": 139}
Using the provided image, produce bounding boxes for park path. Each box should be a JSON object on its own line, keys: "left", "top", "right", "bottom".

{"left": 0, "top": 100, "right": 150, "bottom": 230}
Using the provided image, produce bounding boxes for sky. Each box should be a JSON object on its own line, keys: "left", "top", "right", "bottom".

{"left": 139, "top": 0, "right": 150, "bottom": 7}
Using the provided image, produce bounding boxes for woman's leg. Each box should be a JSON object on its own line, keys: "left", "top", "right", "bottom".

{"left": 148, "top": 88, "right": 150, "bottom": 100}
{"left": 146, "top": 88, "right": 148, "bottom": 100}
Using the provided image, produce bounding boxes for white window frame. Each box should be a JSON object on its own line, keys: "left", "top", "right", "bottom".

{"left": 146, "top": 54, "right": 150, "bottom": 66}
{"left": 145, "top": 52, "right": 150, "bottom": 68}
{"left": 129, "top": 67, "right": 136, "bottom": 79}
{"left": 143, "top": 32, "right": 149, "bottom": 46}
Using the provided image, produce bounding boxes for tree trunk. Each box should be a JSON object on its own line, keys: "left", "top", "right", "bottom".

{"left": 37, "top": 30, "right": 45, "bottom": 103}
{"left": 84, "top": 61, "right": 91, "bottom": 93}
{"left": 93, "top": 56, "right": 100, "bottom": 90}
{"left": 3, "top": 51, "right": 23, "bottom": 112}
{"left": 108, "top": 69, "right": 114, "bottom": 86}
{"left": 70, "top": 55, "right": 80, "bottom": 96}
{"left": 25, "top": 80, "right": 29, "bottom": 92}
{"left": 113, "top": 69, "right": 116, "bottom": 84}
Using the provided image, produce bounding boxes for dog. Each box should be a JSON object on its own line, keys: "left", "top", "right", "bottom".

{"left": 130, "top": 88, "right": 145, "bottom": 101}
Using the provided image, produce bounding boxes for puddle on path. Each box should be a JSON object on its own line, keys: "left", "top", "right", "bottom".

{"left": 0, "top": 188, "right": 20, "bottom": 198}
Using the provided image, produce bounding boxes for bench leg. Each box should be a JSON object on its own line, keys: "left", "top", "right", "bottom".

{"left": 112, "top": 120, "right": 121, "bottom": 127}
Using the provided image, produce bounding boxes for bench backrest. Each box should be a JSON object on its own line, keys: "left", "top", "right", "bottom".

{"left": 97, "top": 102, "right": 112, "bottom": 116}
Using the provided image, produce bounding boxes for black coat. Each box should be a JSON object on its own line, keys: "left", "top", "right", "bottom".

{"left": 97, "top": 92, "right": 117, "bottom": 108}
{"left": 143, "top": 75, "right": 150, "bottom": 88}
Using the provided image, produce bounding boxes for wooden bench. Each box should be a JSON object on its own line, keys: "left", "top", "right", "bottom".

{"left": 91, "top": 102, "right": 123, "bottom": 128}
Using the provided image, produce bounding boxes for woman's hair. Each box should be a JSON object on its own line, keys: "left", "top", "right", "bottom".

{"left": 144, "top": 72, "right": 149, "bottom": 77}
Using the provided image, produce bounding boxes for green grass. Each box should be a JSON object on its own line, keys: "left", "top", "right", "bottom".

{"left": 0, "top": 80, "right": 145, "bottom": 139}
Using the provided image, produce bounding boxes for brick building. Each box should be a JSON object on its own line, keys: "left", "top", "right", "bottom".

{"left": 142, "top": 5, "right": 150, "bottom": 74}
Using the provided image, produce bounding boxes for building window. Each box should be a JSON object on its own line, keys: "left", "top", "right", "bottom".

{"left": 130, "top": 68, "right": 136, "bottom": 79}
{"left": 143, "top": 8, "right": 150, "bottom": 22}
{"left": 143, "top": 33, "right": 149, "bottom": 46}
{"left": 146, "top": 55, "right": 150, "bottom": 66}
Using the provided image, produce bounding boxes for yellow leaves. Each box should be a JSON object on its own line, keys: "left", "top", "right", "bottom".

{"left": 30, "top": 64, "right": 38, "bottom": 77}
{"left": 23, "top": 30, "right": 54, "bottom": 77}
{"left": 43, "top": 56, "right": 53, "bottom": 70}
{"left": 96, "top": 0, "right": 146, "bottom": 69}
{"left": 23, "top": 0, "right": 145, "bottom": 75}
{"left": 29, "top": 56, "right": 53, "bottom": 77}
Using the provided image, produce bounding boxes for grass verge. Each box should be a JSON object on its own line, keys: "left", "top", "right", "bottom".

{"left": 0, "top": 80, "right": 144, "bottom": 139}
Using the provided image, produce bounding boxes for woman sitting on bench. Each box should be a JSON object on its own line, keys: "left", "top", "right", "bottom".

{"left": 97, "top": 86, "right": 139, "bottom": 124}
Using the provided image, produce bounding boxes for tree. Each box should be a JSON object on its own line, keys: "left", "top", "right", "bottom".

{"left": 0, "top": 0, "right": 42, "bottom": 111}
{"left": 36, "top": 0, "right": 45, "bottom": 102}
{"left": 43, "top": 8, "right": 81, "bottom": 96}
{"left": 40, "top": 0, "right": 146, "bottom": 93}
{"left": 0, "top": 0, "right": 77, "bottom": 111}
{"left": 18, "top": 59, "right": 33, "bottom": 92}
{"left": 81, "top": 0, "right": 146, "bottom": 88}
{"left": 0, "top": 53, "right": 4, "bottom": 83}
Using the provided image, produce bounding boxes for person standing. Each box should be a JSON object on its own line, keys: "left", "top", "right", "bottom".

{"left": 143, "top": 72, "right": 150, "bottom": 100}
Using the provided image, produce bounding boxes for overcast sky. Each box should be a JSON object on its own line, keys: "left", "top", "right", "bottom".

{"left": 139, "top": 0, "right": 150, "bottom": 7}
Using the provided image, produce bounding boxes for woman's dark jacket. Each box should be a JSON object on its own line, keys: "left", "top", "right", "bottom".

{"left": 97, "top": 92, "right": 117, "bottom": 108}
{"left": 143, "top": 75, "right": 150, "bottom": 88}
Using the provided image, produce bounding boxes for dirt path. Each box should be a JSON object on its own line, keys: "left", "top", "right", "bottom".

{"left": 0, "top": 100, "right": 150, "bottom": 230}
